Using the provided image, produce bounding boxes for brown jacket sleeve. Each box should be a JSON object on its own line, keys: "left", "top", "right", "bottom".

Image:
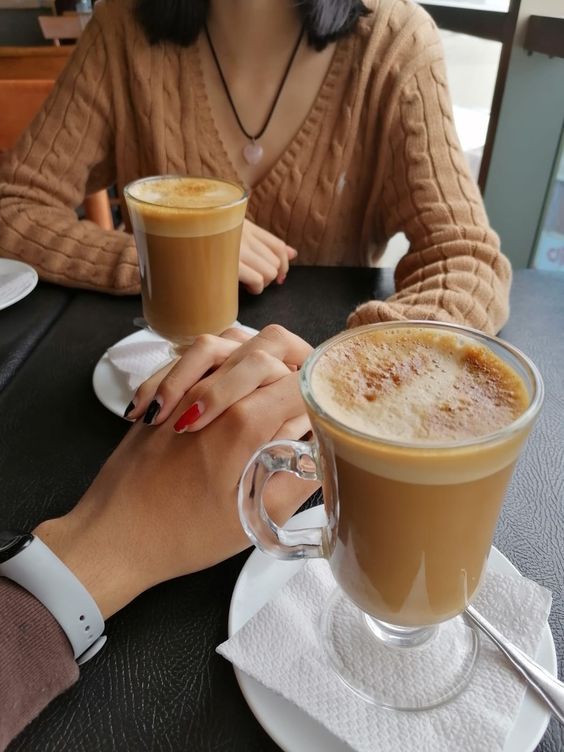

{"left": 348, "top": 15, "right": 511, "bottom": 335}
{"left": 0, "top": 579, "right": 78, "bottom": 750}
{"left": 0, "top": 8, "right": 139, "bottom": 294}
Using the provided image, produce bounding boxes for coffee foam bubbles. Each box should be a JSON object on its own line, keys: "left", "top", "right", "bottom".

{"left": 309, "top": 328, "right": 531, "bottom": 484}
{"left": 312, "top": 328, "right": 528, "bottom": 444}
{"left": 129, "top": 177, "right": 243, "bottom": 208}
{"left": 126, "top": 177, "right": 247, "bottom": 237}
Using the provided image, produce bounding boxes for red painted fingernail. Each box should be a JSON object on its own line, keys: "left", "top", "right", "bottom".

{"left": 277, "top": 275, "right": 286, "bottom": 285}
{"left": 174, "top": 401, "right": 203, "bottom": 433}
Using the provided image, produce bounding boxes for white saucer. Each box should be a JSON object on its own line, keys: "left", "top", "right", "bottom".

{"left": 229, "top": 506, "right": 556, "bottom": 752}
{"left": 93, "top": 323, "right": 259, "bottom": 417}
{"left": 0, "top": 258, "right": 38, "bottom": 311}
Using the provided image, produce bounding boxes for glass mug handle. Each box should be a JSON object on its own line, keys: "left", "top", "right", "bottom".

{"left": 238, "top": 439, "right": 330, "bottom": 560}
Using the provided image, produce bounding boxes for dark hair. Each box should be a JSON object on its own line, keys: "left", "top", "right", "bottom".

{"left": 134, "top": 0, "right": 371, "bottom": 51}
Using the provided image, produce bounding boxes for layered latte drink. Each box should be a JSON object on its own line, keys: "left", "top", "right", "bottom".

{"left": 238, "top": 321, "right": 543, "bottom": 708}
{"left": 125, "top": 176, "right": 248, "bottom": 351}
{"left": 309, "top": 326, "right": 532, "bottom": 627}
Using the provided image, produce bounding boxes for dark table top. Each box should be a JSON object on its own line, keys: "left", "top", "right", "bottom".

{"left": 0, "top": 283, "right": 70, "bottom": 393}
{"left": 1, "top": 267, "right": 563, "bottom": 752}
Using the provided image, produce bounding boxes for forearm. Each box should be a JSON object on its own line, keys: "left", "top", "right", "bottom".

{"left": 349, "top": 235, "right": 512, "bottom": 334}
{"left": 351, "top": 18, "right": 511, "bottom": 335}
{"left": 34, "top": 508, "right": 145, "bottom": 621}
{"left": 0, "top": 497, "right": 143, "bottom": 747}
{"left": 0, "top": 9, "right": 140, "bottom": 295}
{"left": 0, "top": 579, "right": 78, "bottom": 750}
{"left": 0, "top": 483, "right": 147, "bottom": 749}
{"left": 0, "top": 192, "right": 140, "bottom": 294}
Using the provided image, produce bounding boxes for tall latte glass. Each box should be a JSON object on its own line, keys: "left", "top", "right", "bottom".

{"left": 124, "top": 176, "right": 248, "bottom": 353}
{"left": 239, "top": 322, "right": 543, "bottom": 710}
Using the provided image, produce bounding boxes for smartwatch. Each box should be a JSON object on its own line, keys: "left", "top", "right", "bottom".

{"left": 0, "top": 531, "right": 106, "bottom": 665}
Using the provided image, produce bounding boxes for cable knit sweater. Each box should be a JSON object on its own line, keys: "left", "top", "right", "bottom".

{"left": 0, "top": 0, "right": 511, "bottom": 333}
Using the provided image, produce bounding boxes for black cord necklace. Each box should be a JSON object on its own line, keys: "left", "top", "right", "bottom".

{"left": 204, "top": 22, "right": 306, "bottom": 166}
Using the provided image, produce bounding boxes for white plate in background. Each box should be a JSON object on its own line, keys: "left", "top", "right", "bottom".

{"left": 0, "top": 258, "right": 38, "bottom": 311}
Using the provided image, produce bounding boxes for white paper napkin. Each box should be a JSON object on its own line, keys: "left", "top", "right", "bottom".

{"left": 105, "top": 322, "right": 260, "bottom": 392}
{"left": 106, "top": 332, "right": 172, "bottom": 391}
{"left": 218, "top": 559, "right": 552, "bottom": 752}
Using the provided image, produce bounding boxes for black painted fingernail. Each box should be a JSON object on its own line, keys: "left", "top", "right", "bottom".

{"left": 143, "top": 400, "right": 161, "bottom": 425}
{"left": 123, "top": 401, "right": 135, "bottom": 419}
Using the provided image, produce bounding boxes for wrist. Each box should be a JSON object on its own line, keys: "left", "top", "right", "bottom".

{"left": 33, "top": 510, "right": 144, "bottom": 620}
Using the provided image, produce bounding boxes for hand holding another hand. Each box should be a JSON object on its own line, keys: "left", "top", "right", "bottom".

{"left": 35, "top": 327, "right": 317, "bottom": 620}
{"left": 127, "top": 324, "right": 312, "bottom": 427}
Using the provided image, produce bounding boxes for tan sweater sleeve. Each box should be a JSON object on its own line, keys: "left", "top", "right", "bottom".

{"left": 0, "top": 11, "right": 139, "bottom": 294}
{"left": 348, "top": 19, "right": 511, "bottom": 335}
{"left": 0, "top": 579, "right": 78, "bottom": 750}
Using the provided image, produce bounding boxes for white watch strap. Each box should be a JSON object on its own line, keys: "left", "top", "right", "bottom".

{"left": 0, "top": 536, "right": 106, "bottom": 664}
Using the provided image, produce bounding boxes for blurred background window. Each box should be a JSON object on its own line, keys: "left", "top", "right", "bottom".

{"left": 381, "top": 0, "right": 564, "bottom": 272}
{"left": 533, "top": 132, "right": 564, "bottom": 273}
{"left": 441, "top": 31, "right": 501, "bottom": 183}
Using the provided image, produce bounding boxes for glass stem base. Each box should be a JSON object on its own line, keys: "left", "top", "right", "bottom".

{"left": 320, "top": 587, "right": 479, "bottom": 711}
{"left": 364, "top": 614, "right": 438, "bottom": 648}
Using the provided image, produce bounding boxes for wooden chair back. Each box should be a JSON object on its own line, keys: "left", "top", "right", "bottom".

{"left": 0, "top": 46, "right": 74, "bottom": 80}
{"left": 37, "top": 15, "right": 85, "bottom": 46}
{"left": 0, "top": 79, "right": 53, "bottom": 151}
{"left": 0, "top": 79, "right": 114, "bottom": 231}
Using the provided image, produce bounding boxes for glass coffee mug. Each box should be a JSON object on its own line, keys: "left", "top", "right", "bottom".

{"left": 238, "top": 322, "right": 543, "bottom": 710}
{"left": 124, "top": 175, "right": 248, "bottom": 354}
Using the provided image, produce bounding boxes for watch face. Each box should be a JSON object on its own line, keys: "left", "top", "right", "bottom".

{"left": 0, "top": 531, "right": 33, "bottom": 563}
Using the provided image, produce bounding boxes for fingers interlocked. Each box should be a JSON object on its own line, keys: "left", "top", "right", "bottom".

{"left": 127, "top": 324, "right": 313, "bottom": 431}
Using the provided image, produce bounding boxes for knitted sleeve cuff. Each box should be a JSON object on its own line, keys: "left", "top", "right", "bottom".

{"left": 346, "top": 299, "right": 457, "bottom": 330}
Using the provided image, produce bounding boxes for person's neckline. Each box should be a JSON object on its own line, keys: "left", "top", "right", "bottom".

{"left": 192, "top": 31, "right": 353, "bottom": 199}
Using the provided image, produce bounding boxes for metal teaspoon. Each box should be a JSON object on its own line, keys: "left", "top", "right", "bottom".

{"left": 465, "top": 604, "right": 564, "bottom": 724}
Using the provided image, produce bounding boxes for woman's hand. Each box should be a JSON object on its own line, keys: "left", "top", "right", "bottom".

{"left": 239, "top": 219, "right": 297, "bottom": 294}
{"left": 126, "top": 327, "right": 252, "bottom": 423}
{"left": 129, "top": 325, "right": 312, "bottom": 427}
{"left": 35, "top": 360, "right": 318, "bottom": 621}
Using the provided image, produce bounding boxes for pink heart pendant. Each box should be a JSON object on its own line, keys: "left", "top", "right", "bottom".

{"left": 242, "top": 141, "right": 264, "bottom": 165}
